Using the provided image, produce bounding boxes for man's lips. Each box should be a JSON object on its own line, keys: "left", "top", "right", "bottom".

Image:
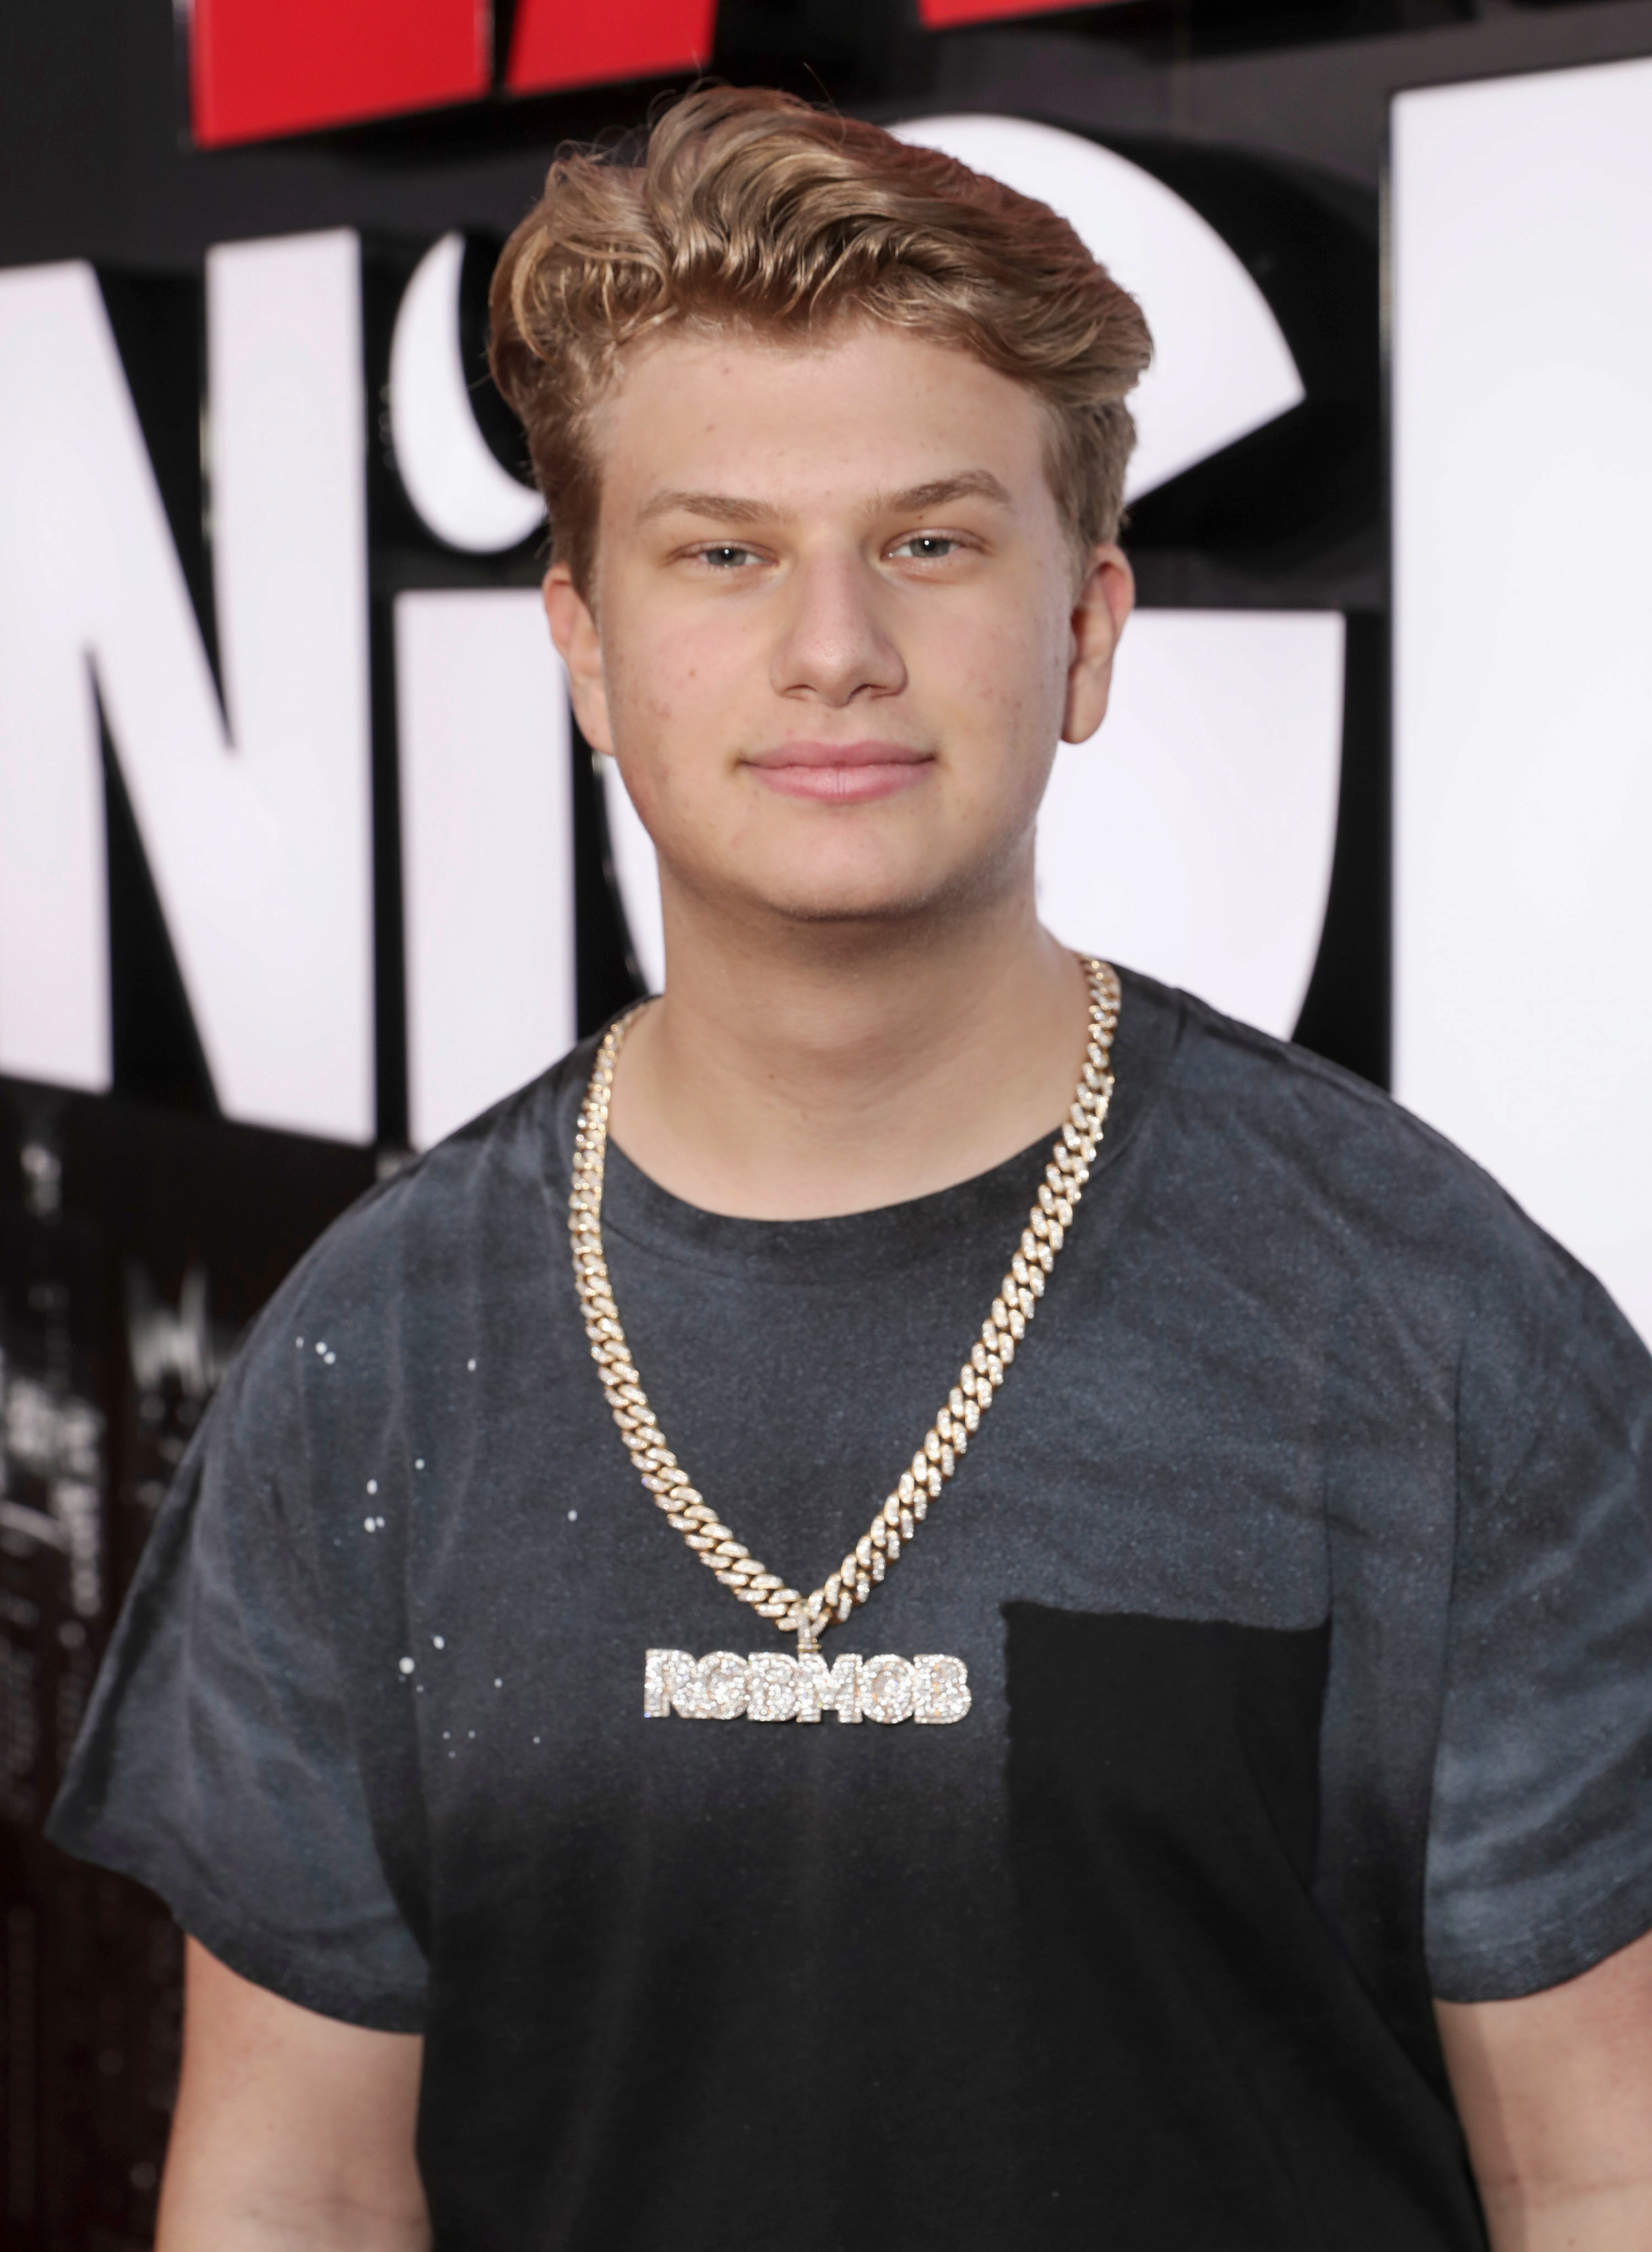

{"left": 743, "top": 740, "right": 934, "bottom": 804}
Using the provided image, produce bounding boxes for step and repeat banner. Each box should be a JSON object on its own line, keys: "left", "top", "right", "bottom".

{"left": 0, "top": 112, "right": 1344, "bottom": 1149}
{"left": 1, "top": 0, "right": 1649, "bottom": 2238}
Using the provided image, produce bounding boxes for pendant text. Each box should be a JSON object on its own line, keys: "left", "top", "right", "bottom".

{"left": 644, "top": 1650, "right": 971, "bottom": 1725}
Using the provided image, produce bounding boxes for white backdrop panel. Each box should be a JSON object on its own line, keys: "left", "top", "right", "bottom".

{"left": 1393, "top": 56, "right": 1652, "bottom": 1342}
{"left": 602, "top": 755, "right": 666, "bottom": 997}
{"left": 1038, "top": 612, "right": 1343, "bottom": 1035}
{"left": 396, "top": 590, "right": 575, "bottom": 1149}
{"left": 602, "top": 611, "right": 1344, "bottom": 1039}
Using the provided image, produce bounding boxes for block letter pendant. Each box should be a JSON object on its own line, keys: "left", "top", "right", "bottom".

{"left": 644, "top": 1650, "right": 969, "bottom": 1725}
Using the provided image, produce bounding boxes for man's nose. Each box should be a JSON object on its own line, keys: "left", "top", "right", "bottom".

{"left": 768, "top": 550, "right": 906, "bottom": 707}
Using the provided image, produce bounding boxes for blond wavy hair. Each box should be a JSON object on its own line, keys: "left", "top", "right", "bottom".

{"left": 489, "top": 87, "right": 1153, "bottom": 595}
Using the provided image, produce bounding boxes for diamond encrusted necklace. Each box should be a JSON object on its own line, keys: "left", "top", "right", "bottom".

{"left": 569, "top": 956, "right": 1119, "bottom": 1719}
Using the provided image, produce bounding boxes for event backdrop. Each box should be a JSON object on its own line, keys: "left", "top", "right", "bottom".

{"left": 2, "top": 0, "right": 1650, "bottom": 2239}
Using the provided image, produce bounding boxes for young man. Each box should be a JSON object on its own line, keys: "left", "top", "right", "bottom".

{"left": 51, "top": 86, "right": 1652, "bottom": 2252}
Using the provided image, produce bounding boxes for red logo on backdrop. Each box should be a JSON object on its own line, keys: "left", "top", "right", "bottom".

{"left": 186, "top": 0, "right": 1111, "bottom": 146}
{"left": 188, "top": 0, "right": 719, "bottom": 147}
{"left": 507, "top": 0, "right": 719, "bottom": 98}
{"left": 189, "top": 0, "right": 491, "bottom": 145}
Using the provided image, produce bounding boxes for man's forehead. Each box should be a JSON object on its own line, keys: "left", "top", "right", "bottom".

{"left": 596, "top": 322, "right": 1047, "bottom": 478}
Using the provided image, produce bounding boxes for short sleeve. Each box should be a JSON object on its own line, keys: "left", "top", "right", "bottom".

{"left": 46, "top": 1315, "right": 428, "bottom": 2032}
{"left": 1425, "top": 1255, "right": 1652, "bottom": 2002}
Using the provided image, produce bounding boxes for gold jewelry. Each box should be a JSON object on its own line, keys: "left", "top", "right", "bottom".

{"left": 569, "top": 958, "right": 1120, "bottom": 1672}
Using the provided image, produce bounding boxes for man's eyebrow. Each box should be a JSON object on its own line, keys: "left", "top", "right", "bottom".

{"left": 636, "top": 488, "right": 771, "bottom": 527}
{"left": 634, "top": 470, "right": 1015, "bottom": 529}
{"left": 874, "top": 471, "right": 1014, "bottom": 516}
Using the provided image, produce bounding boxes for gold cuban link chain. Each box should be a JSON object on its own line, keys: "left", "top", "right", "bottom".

{"left": 569, "top": 957, "right": 1120, "bottom": 1653}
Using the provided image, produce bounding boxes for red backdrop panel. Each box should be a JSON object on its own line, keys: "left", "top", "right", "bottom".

{"left": 504, "top": 0, "right": 716, "bottom": 95}
{"left": 190, "top": 0, "right": 492, "bottom": 148}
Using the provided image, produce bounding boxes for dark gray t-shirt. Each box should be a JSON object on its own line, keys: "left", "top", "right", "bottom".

{"left": 50, "top": 971, "right": 1652, "bottom": 2250}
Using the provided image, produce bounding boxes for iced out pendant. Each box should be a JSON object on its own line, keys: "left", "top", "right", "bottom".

{"left": 643, "top": 1648, "right": 971, "bottom": 1725}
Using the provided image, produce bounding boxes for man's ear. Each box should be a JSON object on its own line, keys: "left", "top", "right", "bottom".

{"left": 1061, "top": 543, "right": 1135, "bottom": 746}
{"left": 543, "top": 563, "right": 613, "bottom": 756}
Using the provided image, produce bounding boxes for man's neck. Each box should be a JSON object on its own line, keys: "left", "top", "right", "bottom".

{"left": 604, "top": 877, "right": 1091, "bottom": 1220}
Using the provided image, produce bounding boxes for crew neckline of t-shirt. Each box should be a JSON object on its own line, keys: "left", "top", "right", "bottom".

{"left": 549, "top": 966, "right": 1183, "bottom": 1283}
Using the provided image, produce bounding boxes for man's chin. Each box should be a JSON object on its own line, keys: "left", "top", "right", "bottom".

{"left": 709, "top": 857, "right": 1006, "bottom": 935}
{"left": 660, "top": 827, "right": 1030, "bottom": 940}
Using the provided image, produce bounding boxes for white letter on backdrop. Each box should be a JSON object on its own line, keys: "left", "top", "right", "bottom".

{"left": 388, "top": 233, "right": 546, "bottom": 555}
{"left": 395, "top": 589, "right": 575, "bottom": 1149}
{"left": 0, "top": 238, "right": 373, "bottom": 1141}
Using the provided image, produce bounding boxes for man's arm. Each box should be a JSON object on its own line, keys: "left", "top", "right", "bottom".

{"left": 157, "top": 1937, "right": 430, "bottom": 2251}
{"left": 1436, "top": 1923, "right": 1652, "bottom": 2251}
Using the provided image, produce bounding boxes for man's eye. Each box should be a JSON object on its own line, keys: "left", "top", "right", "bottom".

{"left": 892, "top": 535, "right": 959, "bottom": 561}
{"left": 699, "top": 544, "right": 758, "bottom": 569}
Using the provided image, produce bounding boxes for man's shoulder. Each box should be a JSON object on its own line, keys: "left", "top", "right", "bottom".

{"left": 330, "top": 1046, "right": 584, "bottom": 1274}
{"left": 231, "top": 1042, "right": 593, "bottom": 1397}
{"left": 1166, "top": 977, "right": 1432, "bottom": 1153}
{"left": 1136, "top": 970, "right": 1594, "bottom": 1310}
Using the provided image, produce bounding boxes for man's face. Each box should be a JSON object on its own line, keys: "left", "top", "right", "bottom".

{"left": 546, "top": 321, "right": 1132, "bottom": 933}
